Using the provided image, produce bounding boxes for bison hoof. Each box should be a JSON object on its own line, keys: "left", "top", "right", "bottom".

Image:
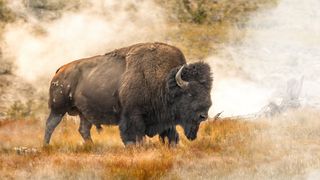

{"left": 42, "top": 143, "right": 51, "bottom": 149}
{"left": 169, "top": 143, "right": 178, "bottom": 148}
{"left": 96, "top": 127, "right": 103, "bottom": 134}
{"left": 95, "top": 124, "right": 103, "bottom": 134}
{"left": 83, "top": 139, "right": 93, "bottom": 145}
{"left": 124, "top": 141, "right": 135, "bottom": 147}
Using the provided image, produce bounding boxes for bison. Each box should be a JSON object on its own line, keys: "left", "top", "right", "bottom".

{"left": 44, "top": 42, "right": 212, "bottom": 146}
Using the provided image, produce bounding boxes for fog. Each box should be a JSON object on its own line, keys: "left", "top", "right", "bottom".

{"left": 2, "top": 0, "right": 166, "bottom": 81}
{"left": 2, "top": 0, "right": 320, "bottom": 118}
{"left": 209, "top": 0, "right": 320, "bottom": 117}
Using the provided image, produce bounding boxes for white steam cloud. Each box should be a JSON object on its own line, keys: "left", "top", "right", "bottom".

{"left": 2, "top": 0, "right": 166, "bottom": 81}
{"left": 209, "top": 0, "right": 320, "bottom": 117}
{"left": 3, "top": 0, "right": 319, "bottom": 118}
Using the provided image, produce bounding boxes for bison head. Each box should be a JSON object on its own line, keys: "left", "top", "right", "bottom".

{"left": 167, "top": 62, "right": 213, "bottom": 140}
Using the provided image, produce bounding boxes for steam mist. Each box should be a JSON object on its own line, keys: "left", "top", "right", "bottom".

{"left": 2, "top": 0, "right": 319, "bottom": 118}
{"left": 2, "top": 0, "right": 166, "bottom": 81}
{"left": 209, "top": 0, "right": 320, "bottom": 117}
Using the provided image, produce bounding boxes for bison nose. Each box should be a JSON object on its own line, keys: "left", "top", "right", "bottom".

{"left": 199, "top": 114, "right": 207, "bottom": 120}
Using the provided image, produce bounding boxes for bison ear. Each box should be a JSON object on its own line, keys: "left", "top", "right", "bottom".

{"left": 175, "top": 65, "right": 189, "bottom": 89}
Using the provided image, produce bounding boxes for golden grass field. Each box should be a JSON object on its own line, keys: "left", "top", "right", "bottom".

{"left": 1, "top": 108, "right": 320, "bottom": 179}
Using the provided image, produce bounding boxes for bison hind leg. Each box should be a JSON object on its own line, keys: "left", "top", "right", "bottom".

{"left": 79, "top": 114, "right": 93, "bottom": 144}
{"left": 159, "top": 126, "right": 180, "bottom": 146}
{"left": 44, "top": 110, "right": 66, "bottom": 145}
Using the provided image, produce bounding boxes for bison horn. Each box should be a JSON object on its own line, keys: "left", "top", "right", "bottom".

{"left": 175, "top": 65, "right": 189, "bottom": 88}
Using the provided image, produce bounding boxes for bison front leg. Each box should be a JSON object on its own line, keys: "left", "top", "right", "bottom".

{"left": 79, "top": 114, "right": 93, "bottom": 144}
{"left": 159, "top": 126, "right": 180, "bottom": 145}
{"left": 119, "top": 109, "right": 146, "bottom": 146}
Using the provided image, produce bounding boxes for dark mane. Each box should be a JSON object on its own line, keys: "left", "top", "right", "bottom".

{"left": 144, "top": 62, "right": 213, "bottom": 137}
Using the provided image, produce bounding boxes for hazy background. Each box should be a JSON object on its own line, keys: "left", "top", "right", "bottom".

{"left": 3, "top": 0, "right": 166, "bottom": 81}
{"left": 209, "top": 0, "right": 320, "bottom": 116}
{"left": 0, "top": 0, "right": 281, "bottom": 117}
{"left": 0, "top": 0, "right": 318, "bottom": 118}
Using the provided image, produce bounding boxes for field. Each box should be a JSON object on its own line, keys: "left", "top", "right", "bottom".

{"left": 1, "top": 109, "right": 320, "bottom": 179}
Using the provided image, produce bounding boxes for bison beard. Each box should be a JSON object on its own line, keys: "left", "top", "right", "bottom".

{"left": 43, "top": 42, "right": 213, "bottom": 146}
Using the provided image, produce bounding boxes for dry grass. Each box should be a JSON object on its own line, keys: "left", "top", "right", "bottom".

{"left": 165, "top": 22, "right": 233, "bottom": 60}
{"left": 1, "top": 109, "right": 320, "bottom": 179}
{"left": 161, "top": 0, "right": 278, "bottom": 59}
